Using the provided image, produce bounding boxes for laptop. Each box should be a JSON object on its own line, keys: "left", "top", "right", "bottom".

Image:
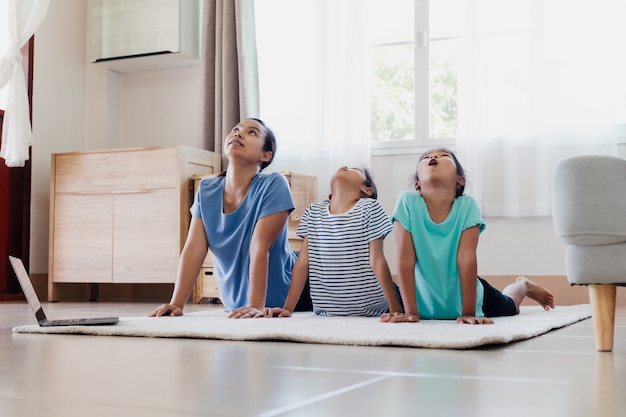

{"left": 9, "top": 256, "right": 119, "bottom": 327}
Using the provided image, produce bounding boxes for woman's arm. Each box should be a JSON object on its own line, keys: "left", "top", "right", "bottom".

{"left": 150, "top": 217, "right": 208, "bottom": 317}
{"left": 228, "top": 210, "right": 290, "bottom": 318}
{"left": 457, "top": 225, "right": 493, "bottom": 324}
{"left": 265, "top": 236, "right": 310, "bottom": 317}
{"left": 369, "top": 238, "right": 403, "bottom": 314}
{"left": 381, "top": 221, "right": 419, "bottom": 323}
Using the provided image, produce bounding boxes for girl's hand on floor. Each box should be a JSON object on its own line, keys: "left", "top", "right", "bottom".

{"left": 263, "top": 307, "right": 292, "bottom": 318}
{"left": 228, "top": 306, "right": 265, "bottom": 319}
{"left": 149, "top": 304, "right": 183, "bottom": 317}
{"left": 457, "top": 315, "right": 494, "bottom": 325}
{"left": 380, "top": 312, "right": 419, "bottom": 323}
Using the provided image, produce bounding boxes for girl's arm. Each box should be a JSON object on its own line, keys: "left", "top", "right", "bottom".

{"left": 229, "top": 210, "right": 290, "bottom": 319}
{"left": 150, "top": 217, "right": 208, "bottom": 317}
{"left": 265, "top": 236, "right": 310, "bottom": 317}
{"left": 457, "top": 225, "right": 493, "bottom": 324}
{"left": 382, "top": 220, "right": 419, "bottom": 323}
{"left": 369, "top": 238, "right": 403, "bottom": 314}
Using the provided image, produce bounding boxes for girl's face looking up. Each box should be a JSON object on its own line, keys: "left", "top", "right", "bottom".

{"left": 331, "top": 166, "right": 375, "bottom": 198}
{"left": 332, "top": 166, "right": 367, "bottom": 190}
{"left": 337, "top": 166, "right": 367, "bottom": 181}
{"left": 419, "top": 149, "right": 456, "bottom": 168}
{"left": 416, "top": 149, "right": 465, "bottom": 194}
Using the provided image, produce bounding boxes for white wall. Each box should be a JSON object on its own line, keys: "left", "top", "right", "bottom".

{"left": 30, "top": 1, "right": 203, "bottom": 273}
{"left": 119, "top": 67, "right": 204, "bottom": 148}
{"left": 29, "top": 0, "right": 574, "bottom": 276}
{"left": 31, "top": 1, "right": 88, "bottom": 274}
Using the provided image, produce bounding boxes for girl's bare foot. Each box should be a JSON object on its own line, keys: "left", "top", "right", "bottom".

{"left": 517, "top": 276, "right": 555, "bottom": 310}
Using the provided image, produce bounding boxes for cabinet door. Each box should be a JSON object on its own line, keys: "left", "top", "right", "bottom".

{"left": 113, "top": 190, "right": 179, "bottom": 283}
{"left": 52, "top": 194, "right": 113, "bottom": 283}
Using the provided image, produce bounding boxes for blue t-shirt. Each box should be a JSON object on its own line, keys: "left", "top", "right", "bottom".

{"left": 190, "top": 172, "right": 297, "bottom": 311}
{"left": 391, "top": 192, "right": 486, "bottom": 319}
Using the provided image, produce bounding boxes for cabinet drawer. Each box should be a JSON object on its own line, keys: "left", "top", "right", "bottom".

{"left": 54, "top": 148, "right": 178, "bottom": 193}
{"left": 193, "top": 267, "right": 220, "bottom": 303}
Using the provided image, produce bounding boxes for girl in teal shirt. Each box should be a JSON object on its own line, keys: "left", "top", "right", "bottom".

{"left": 383, "top": 148, "right": 554, "bottom": 324}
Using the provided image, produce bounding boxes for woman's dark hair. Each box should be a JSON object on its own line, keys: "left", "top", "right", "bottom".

{"left": 362, "top": 167, "right": 378, "bottom": 200}
{"left": 413, "top": 148, "right": 466, "bottom": 197}
{"left": 249, "top": 118, "right": 276, "bottom": 171}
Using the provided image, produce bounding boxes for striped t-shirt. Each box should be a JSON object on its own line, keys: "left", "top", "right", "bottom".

{"left": 297, "top": 198, "right": 394, "bottom": 316}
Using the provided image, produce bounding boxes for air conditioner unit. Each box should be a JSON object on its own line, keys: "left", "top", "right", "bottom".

{"left": 89, "top": 0, "right": 202, "bottom": 73}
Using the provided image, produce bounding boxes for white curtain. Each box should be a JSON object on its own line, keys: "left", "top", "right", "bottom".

{"left": 254, "top": 0, "right": 370, "bottom": 199}
{"left": 0, "top": 0, "right": 49, "bottom": 168}
{"left": 456, "top": 0, "right": 621, "bottom": 217}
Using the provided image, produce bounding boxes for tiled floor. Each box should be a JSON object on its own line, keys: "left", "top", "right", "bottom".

{"left": 0, "top": 301, "right": 625, "bottom": 417}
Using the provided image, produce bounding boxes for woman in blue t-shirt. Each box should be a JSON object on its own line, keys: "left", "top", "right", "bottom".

{"left": 382, "top": 148, "right": 554, "bottom": 324}
{"left": 150, "top": 118, "right": 310, "bottom": 318}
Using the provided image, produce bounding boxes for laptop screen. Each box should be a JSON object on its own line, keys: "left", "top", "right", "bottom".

{"left": 9, "top": 256, "right": 46, "bottom": 322}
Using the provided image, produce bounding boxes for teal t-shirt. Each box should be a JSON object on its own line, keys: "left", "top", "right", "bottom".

{"left": 391, "top": 192, "right": 486, "bottom": 319}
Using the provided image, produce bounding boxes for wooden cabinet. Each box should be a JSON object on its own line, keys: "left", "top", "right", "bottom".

{"left": 191, "top": 174, "right": 218, "bottom": 303}
{"left": 280, "top": 171, "right": 317, "bottom": 252}
{"left": 48, "top": 146, "right": 220, "bottom": 301}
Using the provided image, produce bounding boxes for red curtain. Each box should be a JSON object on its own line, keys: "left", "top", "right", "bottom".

{"left": 0, "top": 38, "right": 33, "bottom": 297}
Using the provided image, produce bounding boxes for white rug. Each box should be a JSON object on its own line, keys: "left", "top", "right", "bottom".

{"left": 12, "top": 305, "right": 591, "bottom": 349}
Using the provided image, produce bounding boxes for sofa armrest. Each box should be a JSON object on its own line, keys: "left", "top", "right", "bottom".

{"left": 552, "top": 155, "right": 626, "bottom": 245}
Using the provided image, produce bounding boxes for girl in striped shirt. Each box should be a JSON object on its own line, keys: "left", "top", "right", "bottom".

{"left": 265, "top": 166, "right": 402, "bottom": 317}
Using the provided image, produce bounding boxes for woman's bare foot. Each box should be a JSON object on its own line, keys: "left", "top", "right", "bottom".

{"left": 517, "top": 276, "right": 555, "bottom": 310}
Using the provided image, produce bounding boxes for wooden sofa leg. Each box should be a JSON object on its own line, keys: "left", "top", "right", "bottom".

{"left": 588, "top": 284, "right": 617, "bottom": 352}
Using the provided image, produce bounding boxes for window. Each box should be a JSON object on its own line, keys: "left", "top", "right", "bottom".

{"left": 366, "top": 0, "right": 415, "bottom": 144}
{"left": 255, "top": 0, "right": 460, "bottom": 157}
{"left": 367, "top": 0, "right": 460, "bottom": 154}
{"left": 255, "top": 0, "right": 626, "bottom": 160}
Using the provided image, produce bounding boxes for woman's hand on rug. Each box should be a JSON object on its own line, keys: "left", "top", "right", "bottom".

{"left": 263, "top": 307, "right": 292, "bottom": 318}
{"left": 149, "top": 304, "right": 183, "bottom": 317}
{"left": 456, "top": 315, "right": 494, "bottom": 325}
{"left": 228, "top": 306, "right": 265, "bottom": 319}
{"left": 380, "top": 312, "right": 419, "bottom": 323}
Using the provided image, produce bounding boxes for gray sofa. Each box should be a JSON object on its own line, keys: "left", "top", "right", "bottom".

{"left": 552, "top": 155, "right": 626, "bottom": 351}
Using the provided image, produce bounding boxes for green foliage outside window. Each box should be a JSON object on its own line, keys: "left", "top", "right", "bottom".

{"left": 369, "top": 41, "right": 458, "bottom": 142}
{"left": 369, "top": 44, "right": 414, "bottom": 142}
{"left": 430, "top": 46, "right": 458, "bottom": 139}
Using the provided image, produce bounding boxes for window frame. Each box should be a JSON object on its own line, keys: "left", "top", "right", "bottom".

{"left": 371, "top": 0, "right": 455, "bottom": 156}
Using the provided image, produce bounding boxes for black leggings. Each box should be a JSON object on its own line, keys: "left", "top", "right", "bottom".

{"left": 291, "top": 250, "right": 313, "bottom": 312}
{"left": 479, "top": 277, "right": 517, "bottom": 317}
{"left": 293, "top": 278, "right": 313, "bottom": 311}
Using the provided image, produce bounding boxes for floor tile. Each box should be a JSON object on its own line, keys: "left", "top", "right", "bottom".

{"left": 0, "top": 301, "right": 624, "bottom": 417}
